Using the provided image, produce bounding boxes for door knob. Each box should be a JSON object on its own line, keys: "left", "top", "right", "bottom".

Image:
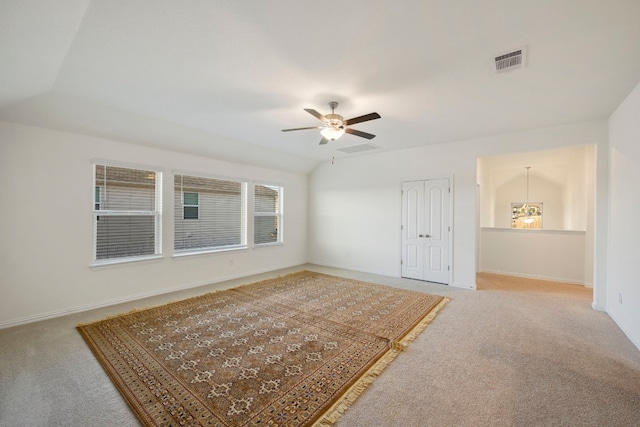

{"left": 419, "top": 234, "right": 431, "bottom": 238}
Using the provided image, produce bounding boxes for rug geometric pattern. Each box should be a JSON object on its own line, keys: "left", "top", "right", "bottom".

{"left": 78, "top": 271, "right": 448, "bottom": 426}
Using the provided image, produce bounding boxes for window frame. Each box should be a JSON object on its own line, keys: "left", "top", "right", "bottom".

{"left": 92, "top": 161, "right": 163, "bottom": 266}
{"left": 174, "top": 171, "right": 248, "bottom": 256}
{"left": 253, "top": 182, "right": 284, "bottom": 246}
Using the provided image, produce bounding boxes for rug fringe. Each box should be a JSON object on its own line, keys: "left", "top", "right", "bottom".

{"left": 389, "top": 340, "right": 405, "bottom": 351}
{"left": 313, "top": 296, "right": 451, "bottom": 427}
{"left": 399, "top": 297, "right": 450, "bottom": 347}
{"left": 313, "top": 348, "right": 401, "bottom": 427}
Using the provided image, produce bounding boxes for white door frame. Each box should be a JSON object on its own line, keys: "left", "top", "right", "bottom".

{"left": 399, "top": 175, "right": 454, "bottom": 285}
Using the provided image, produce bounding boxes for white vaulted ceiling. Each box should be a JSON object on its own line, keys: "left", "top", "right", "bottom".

{"left": 1, "top": 1, "right": 640, "bottom": 174}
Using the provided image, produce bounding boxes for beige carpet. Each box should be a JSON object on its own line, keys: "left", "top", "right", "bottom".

{"left": 77, "top": 271, "right": 447, "bottom": 426}
{"left": 1, "top": 265, "right": 639, "bottom": 426}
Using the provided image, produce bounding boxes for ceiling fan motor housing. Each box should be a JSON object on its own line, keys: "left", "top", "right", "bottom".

{"left": 324, "top": 113, "right": 345, "bottom": 129}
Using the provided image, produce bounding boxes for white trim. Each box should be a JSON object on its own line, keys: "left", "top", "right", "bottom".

{"left": 172, "top": 245, "right": 248, "bottom": 258}
{"left": 252, "top": 179, "right": 285, "bottom": 189}
{"left": 311, "top": 260, "right": 398, "bottom": 279}
{"left": 479, "top": 268, "right": 585, "bottom": 285}
{"left": 481, "top": 227, "right": 586, "bottom": 235}
{"left": 399, "top": 175, "right": 454, "bottom": 286}
{"left": 92, "top": 158, "right": 164, "bottom": 173}
{"left": 606, "top": 309, "right": 640, "bottom": 352}
{"left": 92, "top": 164, "right": 98, "bottom": 262}
{"left": 448, "top": 174, "right": 455, "bottom": 287}
{"left": 90, "top": 254, "right": 164, "bottom": 269}
{"left": 253, "top": 242, "right": 285, "bottom": 250}
{"left": 155, "top": 172, "right": 163, "bottom": 256}
{"left": 0, "top": 262, "right": 303, "bottom": 330}
{"left": 172, "top": 168, "right": 246, "bottom": 184}
{"left": 241, "top": 181, "right": 248, "bottom": 247}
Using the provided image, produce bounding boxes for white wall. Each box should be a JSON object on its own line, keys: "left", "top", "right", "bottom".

{"left": 308, "top": 120, "right": 608, "bottom": 290}
{"left": 0, "top": 122, "right": 308, "bottom": 327}
{"left": 480, "top": 228, "right": 585, "bottom": 283}
{"left": 494, "top": 174, "right": 563, "bottom": 229}
{"left": 607, "top": 81, "right": 640, "bottom": 349}
{"left": 477, "top": 158, "right": 493, "bottom": 227}
{"left": 563, "top": 151, "right": 588, "bottom": 230}
{"left": 584, "top": 145, "right": 596, "bottom": 287}
{"left": 479, "top": 145, "right": 590, "bottom": 231}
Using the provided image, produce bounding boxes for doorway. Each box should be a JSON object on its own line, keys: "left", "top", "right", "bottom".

{"left": 401, "top": 179, "right": 451, "bottom": 284}
{"left": 476, "top": 146, "right": 594, "bottom": 287}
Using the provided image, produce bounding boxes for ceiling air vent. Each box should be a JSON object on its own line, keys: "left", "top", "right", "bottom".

{"left": 337, "top": 143, "right": 379, "bottom": 154}
{"left": 494, "top": 47, "right": 527, "bottom": 73}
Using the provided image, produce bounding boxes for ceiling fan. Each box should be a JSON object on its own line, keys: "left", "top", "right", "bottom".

{"left": 282, "top": 101, "right": 381, "bottom": 145}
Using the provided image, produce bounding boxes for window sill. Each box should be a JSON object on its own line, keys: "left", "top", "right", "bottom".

{"left": 253, "top": 242, "right": 284, "bottom": 249}
{"left": 91, "top": 254, "right": 164, "bottom": 269}
{"left": 172, "top": 245, "right": 248, "bottom": 259}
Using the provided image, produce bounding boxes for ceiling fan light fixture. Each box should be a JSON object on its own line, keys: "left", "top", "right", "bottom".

{"left": 281, "top": 101, "right": 380, "bottom": 145}
{"left": 320, "top": 127, "right": 345, "bottom": 141}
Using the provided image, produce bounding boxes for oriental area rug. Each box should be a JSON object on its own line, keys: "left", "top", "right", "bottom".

{"left": 78, "top": 271, "right": 449, "bottom": 427}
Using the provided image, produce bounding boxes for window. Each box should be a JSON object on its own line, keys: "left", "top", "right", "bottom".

{"left": 511, "top": 202, "right": 543, "bottom": 229}
{"left": 183, "top": 192, "right": 199, "bottom": 220}
{"left": 174, "top": 173, "right": 246, "bottom": 254}
{"left": 93, "top": 164, "right": 162, "bottom": 263}
{"left": 254, "top": 183, "right": 283, "bottom": 245}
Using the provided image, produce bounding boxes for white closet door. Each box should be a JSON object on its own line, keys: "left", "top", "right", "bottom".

{"left": 401, "top": 179, "right": 450, "bottom": 284}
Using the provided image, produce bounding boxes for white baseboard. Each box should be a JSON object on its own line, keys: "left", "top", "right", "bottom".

{"left": 591, "top": 302, "right": 607, "bottom": 311}
{"left": 606, "top": 309, "right": 640, "bottom": 352}
{"left": 0, "top": 262, "right": 302, "bottom": 330}
{"left": 309, "top": 260, "right": 472, "bottom": 289}
{"left": 479, "top": 269, "right": 585, "bottom": 285}
{"left": 307, "top": 259, "right": 399, "bottom": 279}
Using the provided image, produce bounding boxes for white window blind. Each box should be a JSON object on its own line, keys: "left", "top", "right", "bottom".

{"left": 254, "top": 183, "right": 283, "bottom": 245}
{"left": 93, "top": 164, "right": 162, "bottom": 263}
{"left": 174, "top": 174, "right": 246, "bottom": 254}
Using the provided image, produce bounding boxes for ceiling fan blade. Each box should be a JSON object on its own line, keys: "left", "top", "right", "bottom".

{"left": 319, "top": 137, "right": 329, "bottom": 145}
{"left": 281, "top": 126, "right": 321, "bottom": 132}
{"left": 345, "top": 128, "right": 376, "bottom": 139}
{"left": 304, "top": 108, "right": 327, "bottom": 122}
{"left": 344, "top": 112, "right": 381, "bottom": 126}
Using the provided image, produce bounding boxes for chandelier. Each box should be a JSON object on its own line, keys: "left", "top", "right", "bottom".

{"left": 513, "top": 166, "right": 542, "bottom": 225}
